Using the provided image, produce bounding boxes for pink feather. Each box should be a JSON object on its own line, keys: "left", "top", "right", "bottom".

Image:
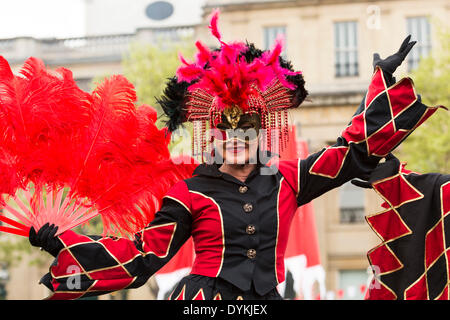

{"left": 208, "top": 9, "right": 223, "bottom": 44}
{"left": 262, "top": 34, "right": 301, "bottom": 90}
{"left": 195, "top": 41, "right": 213, "bottom": 66}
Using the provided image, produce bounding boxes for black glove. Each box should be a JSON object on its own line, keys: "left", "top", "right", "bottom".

{"left": 372, "top": 35, "right": 416, "bottom": 85}
{"left": 350, "top": 178, "right": 373, "bottom": 189}
{"left": 351, "top": 153, "right": 400, "bottom": 189}
{"left": 29, "top": 223, "right": 64, "bottom": 257}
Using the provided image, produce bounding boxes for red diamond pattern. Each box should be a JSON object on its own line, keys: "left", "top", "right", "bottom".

{"left": 142, "top": 222, "right": 177, "bottom": 257}
{"left": 436, "top": 286, "right": 449, "bottom": 300}
{"left": 366, "top": 208, "right": 411, "bottom": 242}
{"left": 425, "top": 221, "right": 445, "bottom": 268}
{"left": 442, "top": 182, "right": 450, "bottom": 217}
{"left": 309, "top": 146, "right": 349, "bottom": 178}
{"left": 365, "top": 66, "right": 386, "bottom": 108}
{"left": 368, "top": 244, "right": 402, "bottom": 275}
{"left": 366, "top": 165, "right": 450, "bottom": 300}
{"left": 341, "top": 67, "right": 439, "bottom": 158}
{"left": 47, "top": 221, "right": 179, "bottom": 299}
{"left": 404, "top": 274, "right": 428, "bottom": 300}
{"left": 373, "top": 171, "right": 423, "bottom": 208}
{"left": 342, "top": 113, "right": 366, "bottom": 143}
{"left": 387, "top": 78, "right": 417, "bottom": 117}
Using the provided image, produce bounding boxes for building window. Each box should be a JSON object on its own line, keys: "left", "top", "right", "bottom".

{"left": 334, "top": 21, "right": 358, "bottom": 77}
{"left": 338, "top": 269, "right": 368, "bottom": 300}
{"left": 75, "top": 78, "right": 94, "bottom": 93}
{"left": 263, "top": 26, "right": 286, "bottom": 57}
{"left": 339, "top": 181, "right": 365, "bottom": 224}
{"left": 406, "top": 17, "right": 432, "bottom": 71}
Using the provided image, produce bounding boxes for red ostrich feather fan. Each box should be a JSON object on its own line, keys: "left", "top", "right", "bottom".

{"left": 0, "top": 56, "right": 197, "bottom": 238}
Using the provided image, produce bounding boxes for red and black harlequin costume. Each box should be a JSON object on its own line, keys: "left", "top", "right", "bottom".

{"left": 360, "top": 154, "right": 450, "bottom": 300}
{"left": 27, "top": 13, "right": 444, "bottom": 300}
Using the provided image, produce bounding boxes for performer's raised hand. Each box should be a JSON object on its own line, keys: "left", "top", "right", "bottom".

{"left": 373, "top": 35, "right": 416, "bottom": 73}
{"left": 351, "top": 154, "right": 400, "bottom": 189}
{"left": 29, "top": 223, "right": 64, "bottom": 257}
{"left": 372, "top": 35, "right": 416, "bottom": 85}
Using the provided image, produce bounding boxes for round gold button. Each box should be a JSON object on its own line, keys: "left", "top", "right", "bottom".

{"left": 247, "top": 249, "right": 256, "bottom": 259}
{"left": 239, "top": 186, "right": 248, "bottom": 194}
{"left": 243, "top": 203, "right": 253, "bottom": 213}
{"left": 246, "top": 225, "right": 256, "bottom": 235}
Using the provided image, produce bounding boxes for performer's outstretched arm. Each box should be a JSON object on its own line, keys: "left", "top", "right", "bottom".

{"left": 277, "top": 36, "right": 441, "bottom": 206}
{"left": 29, "top": 181, "right": 192, "bottom": 300}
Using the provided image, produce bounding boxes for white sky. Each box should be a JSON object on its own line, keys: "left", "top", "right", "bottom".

{"left": 0, "top": 0, "right": 85, "bottom": 39}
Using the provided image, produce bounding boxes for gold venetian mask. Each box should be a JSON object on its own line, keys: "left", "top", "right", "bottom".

{"left": 222, "top": 105, "right": 243, "bottom": 129}
{"left": 215, "top": 111, "right": 261, "bottom": 142}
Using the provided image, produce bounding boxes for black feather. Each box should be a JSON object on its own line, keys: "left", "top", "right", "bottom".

{"left": 242, "top": 42, "right": 308, "bottom": 108}
{"left": 242, "top": 42, "right": 263, "bottom": 62}
{"left": 286, "top": 73, "right": 308, "bottom": 108}
{"left": 156, "top": 77, "right": 192, "bottom": 132}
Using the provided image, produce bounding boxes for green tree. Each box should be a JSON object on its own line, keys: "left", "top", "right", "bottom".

{"left": 120, "top": 39, "right": 197, "bottom": 158}
{"left": 395, "top": 25, "right": 449, "bottom": 174}
{"left": 122, "top": 40, "right": 196, "bottom": 127}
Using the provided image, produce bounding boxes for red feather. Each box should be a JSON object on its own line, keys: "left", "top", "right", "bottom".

{"left": 0, "top": 56, "right": 91, "bottom": 190}
{"left": 0, "top": 56, "right": 197, "bottom": 237}
{"left": 91, "top": 103, "right": 196, "bottom": 235}
{"left": 0, "top": 148, "right": 20, "bottom": 206}
{"left": 60, "top": 76, "right": 195, "bottom": 236}
{"left": 66, "top": 75, "right": 139, "bottom": 234}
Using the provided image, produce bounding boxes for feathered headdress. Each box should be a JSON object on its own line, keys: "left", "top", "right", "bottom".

{"left": 158, "top": 9, "right": 308, "bottom": 161}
